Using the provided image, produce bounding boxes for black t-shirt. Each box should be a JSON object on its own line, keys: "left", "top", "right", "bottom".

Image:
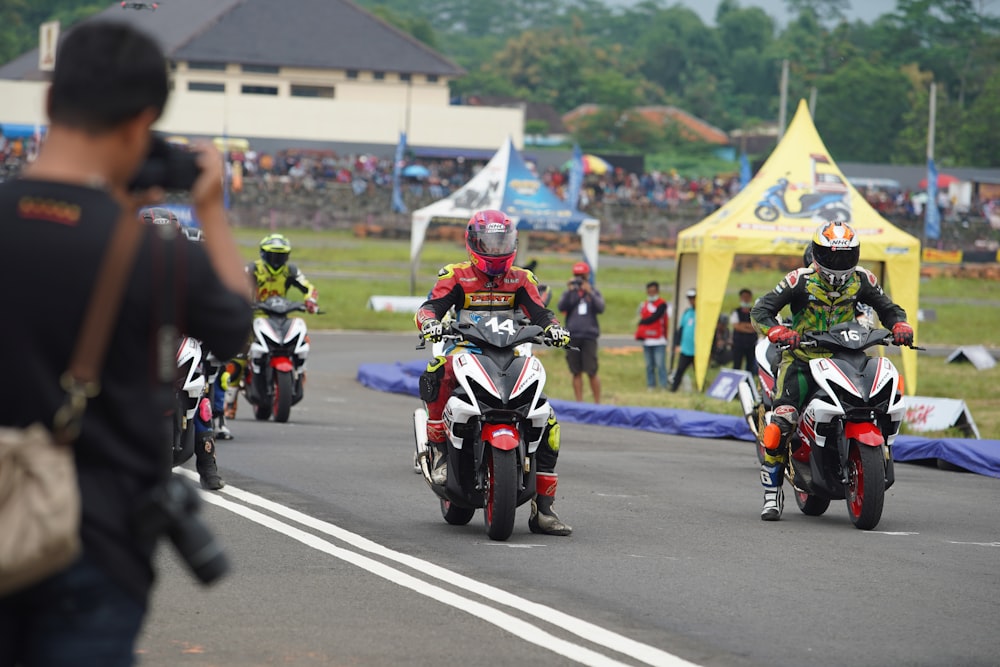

{"left": 0, "top": 179, "right": 252, "bottom": 603}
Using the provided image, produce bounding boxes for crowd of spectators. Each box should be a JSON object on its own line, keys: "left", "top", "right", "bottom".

{"left": 3, "top": 131, "right": 998, "bottom": 242}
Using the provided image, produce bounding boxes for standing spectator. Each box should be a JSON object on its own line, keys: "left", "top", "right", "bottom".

{"left": 0, "top": 22, "right": 252, "bottom": 665}
{"left": 636, "top": 281, "right": 669, "bottom": 390}
{"left": 730, "top": 288, "right": 758, "bottom": 374}
{"left": 558, "top": 261, "right": 605, "bottom": 403}
{"left": 670, "top": 288, "right": 697, "bottom": 392}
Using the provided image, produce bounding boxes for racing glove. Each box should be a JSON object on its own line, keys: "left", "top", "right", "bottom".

{"left": 767, "top": 325, "right": 800, "bottom": 350}
{"left": 544, "top": 324, "right": 571, "bottom": 348}
{"left": 305, "top": 298, "right": 319, "bottom": 314}
{"left": 892, "top": 321, "right": 914, "bottom": 347}
{"left": 421, "top": 319, "right": 444, "bottom": 343}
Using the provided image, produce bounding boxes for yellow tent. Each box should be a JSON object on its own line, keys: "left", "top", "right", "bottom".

{"left": 674, "top": 100, "right": 920, "bottom": 394}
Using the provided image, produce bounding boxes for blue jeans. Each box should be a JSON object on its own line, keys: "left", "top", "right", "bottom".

{"left": 643, "top": 344, "right": 668, "bottom": 388}
{"left": 0, "top": 554, "right": 146, "bottom": 667}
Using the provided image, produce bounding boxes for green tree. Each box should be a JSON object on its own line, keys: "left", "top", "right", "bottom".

{"left": 955, "top": 69, "right": 1000, "bottom": 166}
{"left": 813, "top": 58, "right": 911, "bottom": 162}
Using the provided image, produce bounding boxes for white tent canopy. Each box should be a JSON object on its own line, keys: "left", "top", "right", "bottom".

{"left": 409, "top": 138, "right": 600, "bottom": 290}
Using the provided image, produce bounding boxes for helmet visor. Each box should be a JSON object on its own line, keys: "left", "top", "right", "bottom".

{"left": 468, "top": 225, "right": 517, "bottom": 257}
{"left": 814, "top": 244, "right": 859, "bottom": 272}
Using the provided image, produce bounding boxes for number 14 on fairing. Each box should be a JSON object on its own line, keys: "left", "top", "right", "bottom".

{"left": 484, "top": 318, "right": 517, "bottom": 335}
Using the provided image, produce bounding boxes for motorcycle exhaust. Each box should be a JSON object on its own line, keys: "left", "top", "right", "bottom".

{"left": 737, "top": 380, "right": 761, "bottom": 437}
{"left": 413, "top": 408, "right": 433, "bottom": 482}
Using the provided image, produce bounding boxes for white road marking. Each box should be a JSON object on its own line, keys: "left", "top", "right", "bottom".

{"left": 947, "top": 541, "right": 1000, "bottom": 547}
{"left": 865, "top": 531, "right": 920, "bottom": 536}
{"left": 178, "top": 470, "right": 700, "bottom": 667}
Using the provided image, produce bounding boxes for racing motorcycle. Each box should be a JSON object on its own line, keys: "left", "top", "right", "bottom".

{"left": 739, "top": 321, "right": 918, "bottom": 530}
{"left": 172, "top": 336, "right": 206, "bottom": 466}
{"left": 244, "top": 295, "right": 310, "bottom": 423}
{"left": 413, "top": 316, "right": 553, "bottom": 541}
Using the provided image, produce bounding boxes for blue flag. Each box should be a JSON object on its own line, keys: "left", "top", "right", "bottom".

{"left": 925, "top": 158, "right": 940, "bottom": 241}
{"left": 739, "top": 152, "right": 752, "bottom": 191}
{"left": 566, "top": 143, "right": 583, "bottom": 211}
{"left": 391, "top": 131, "right": 407, "bottom": 214}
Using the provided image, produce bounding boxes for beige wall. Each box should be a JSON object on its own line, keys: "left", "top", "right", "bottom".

{"left": 0, "top": 71, "right": 524, "bottom": 150}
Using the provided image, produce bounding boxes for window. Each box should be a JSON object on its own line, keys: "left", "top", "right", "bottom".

{"left": 373, "top": 71, "right": 385, "bottom": 81}
{"left": 187, "top": 61, "right": 226, "bottom": 71}
{"left": 346, "top": 69, "right": 359, "bottom": 79}
{"left": 241, "top": 84, "right": 278, "bottom": 96}
{"left": 400, "top": 73, "right": 411, "bottom": 82}
{"left": 242, "top": 64, "right": 279, "bottom": 74}
{"left": 188, "top": 81, "right": 225, "bottom": 92}
{"left": 291, "top": 84, "right": 335, "bottom": 98}
{"left": 426, "top": 74, "right": 439, "bottom": 83}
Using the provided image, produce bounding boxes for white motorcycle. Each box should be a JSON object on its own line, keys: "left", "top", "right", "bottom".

{"left": 740, "top": 321, "right": 919, "bottom": 529}
{"left": 172, "top": 336, "right": 206, "bottom": 465}
{"left": 413, "top": 316, "right": 554, "bottom": 541}
{"left": 245, "top": 295, "right": 310, "bottom": 423}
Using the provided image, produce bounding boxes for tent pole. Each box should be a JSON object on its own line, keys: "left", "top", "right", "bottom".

{"left": 778, "top": 60, "right": 790, "bottom": 140}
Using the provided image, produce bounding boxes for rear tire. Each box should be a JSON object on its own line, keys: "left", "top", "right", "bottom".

{"left": 253, "top": 398, "right": 271, "bottom": 421}
{"left": 484, "top": 448, "right": 517, "bottom": 541}
{"left": 847, "top": 442, "right": 886, "bottom": 530}
{"left": 794, "top": 490, "right": 831, "bottom": 516}
{"left": 441, "top": 499, "right": 475, "bottom": 525}
{"left": 274, "top": 371, "right": 292, "bottom": 423}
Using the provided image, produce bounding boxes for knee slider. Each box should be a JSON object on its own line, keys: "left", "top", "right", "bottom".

{"left": 419, "top": 356, "right": 446, "bottom": 403}
{"left": 772, "top": 405, "right": 799, "bottom": 434}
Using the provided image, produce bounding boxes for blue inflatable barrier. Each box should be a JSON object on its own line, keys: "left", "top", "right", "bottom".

{"left": 356, "top": 361, "right": 1000, "bottom": 479}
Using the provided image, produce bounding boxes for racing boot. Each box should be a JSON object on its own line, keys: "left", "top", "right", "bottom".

{"left": 529, "top": 473, "right": 572, "bottom": 536}
{"left": 195, "top": 432, "right": 225, "bottom": 491}
{"left": 760, "top": 461, "right": 785, "bottom": 521}
{"left": 427, "top": 419, "right": 448, "bottom": 485}
{"left": 214, "top": 413, "right": 233, "bottom": 441}
{"left": 224, "top": 391, "right": 238, "bottom": 420}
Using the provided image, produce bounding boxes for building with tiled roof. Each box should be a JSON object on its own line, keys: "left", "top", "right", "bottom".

{"left": 0, "top": 0, "right": 524, "bottom": 152}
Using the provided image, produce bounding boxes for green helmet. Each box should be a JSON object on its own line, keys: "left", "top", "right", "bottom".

{"left": 260, "top": 233, "right": 291, "bottom": 271}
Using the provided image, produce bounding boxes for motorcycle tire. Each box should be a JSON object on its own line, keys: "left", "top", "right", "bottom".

{"left": 754, "top": 204, "right": 779, "bottom": 222}
{"left": 846, "top": 442, "right": 886, "bottom": 530}
{"left": 274, "top": 371, "right": 293, "bottom": 423}
{"left": 253, "top": 399, "right": 271, "bottom": 421}
{"left": 483, "top": 448, "right": 517, "bottom": 541}
{"left": 440, "top": 499, "right": 475, "bottom": 525}
{"left": 794, "top": 490, "right": 830, "bottom": 516}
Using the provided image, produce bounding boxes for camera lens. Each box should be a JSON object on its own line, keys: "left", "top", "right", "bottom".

{"left": 169, "top": 517, "right": 230, "bottom": 584}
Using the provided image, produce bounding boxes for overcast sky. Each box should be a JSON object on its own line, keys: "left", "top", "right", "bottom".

{"left": 670, "top": 0, "right": 900, "bottom": 25}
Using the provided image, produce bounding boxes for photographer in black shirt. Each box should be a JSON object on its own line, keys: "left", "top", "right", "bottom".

{"left": 0, "top": 22, "right": 252, "bottom": 666}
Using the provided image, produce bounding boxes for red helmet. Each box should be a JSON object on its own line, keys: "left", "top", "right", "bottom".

{"left": 466, "top": 210, "right": 517, "bottom": 277}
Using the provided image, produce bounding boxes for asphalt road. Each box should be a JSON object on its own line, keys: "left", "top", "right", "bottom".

{"left": 137, "top": 332, "right": 1000, "bottom": 667}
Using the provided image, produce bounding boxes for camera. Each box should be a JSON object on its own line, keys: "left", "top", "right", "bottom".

{"left": 570, "top": 278, "right": 584, "bottom": 289}
{"left": 134, "top": 475, "right": 229, "bottom": 585}
{"left": 128, "top": 135, "right": 202, "bottom": 192}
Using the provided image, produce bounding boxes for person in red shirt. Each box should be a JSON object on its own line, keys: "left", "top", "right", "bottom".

{"left": 635, "top": 281, "right": 669, "bottom": 389}
{"left": 415, "top": 210, "right": 573, "bottom": 535}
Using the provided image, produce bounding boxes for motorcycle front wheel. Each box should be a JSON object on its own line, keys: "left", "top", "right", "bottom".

{"left": 484, "top": 448, "right": 517, "bottom": 541}
{"left": 846, "top": 442, "right": 886, "bottom": 530}
{"left": 274, "top": 371, "right": 293, "bottom": 423}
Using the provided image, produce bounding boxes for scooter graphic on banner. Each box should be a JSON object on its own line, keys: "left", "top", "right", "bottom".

{"left": 754, "top": 154, "right": 851, "bottom": 223}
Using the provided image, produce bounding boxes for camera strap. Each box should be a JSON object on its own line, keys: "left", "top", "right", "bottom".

{"left": 54, "top": 203, "right": 144, "bottom": 445}
{"left": 152, "top": 222, "right": 183, "bottom": 473}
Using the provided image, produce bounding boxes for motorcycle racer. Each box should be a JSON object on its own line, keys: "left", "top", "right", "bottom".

{"left": 750, "top": 221, "right": 914, "bottom": 521}
{"left": 139, "top": 207, "right": 225, "bottom": 489}
{"left": 415, "top": 209, "right": 573, "bottom": 536}
{"left": 225, "top": 233, "right": 318, "bottom": 418}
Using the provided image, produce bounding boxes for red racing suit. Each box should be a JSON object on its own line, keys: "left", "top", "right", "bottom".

{"left": 415, "top": 261, "right": 563, "bottom": 474}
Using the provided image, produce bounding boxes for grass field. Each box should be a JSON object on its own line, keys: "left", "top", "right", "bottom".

{"left": 234, "top": 228, "right": 1000, "bottom": 439}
